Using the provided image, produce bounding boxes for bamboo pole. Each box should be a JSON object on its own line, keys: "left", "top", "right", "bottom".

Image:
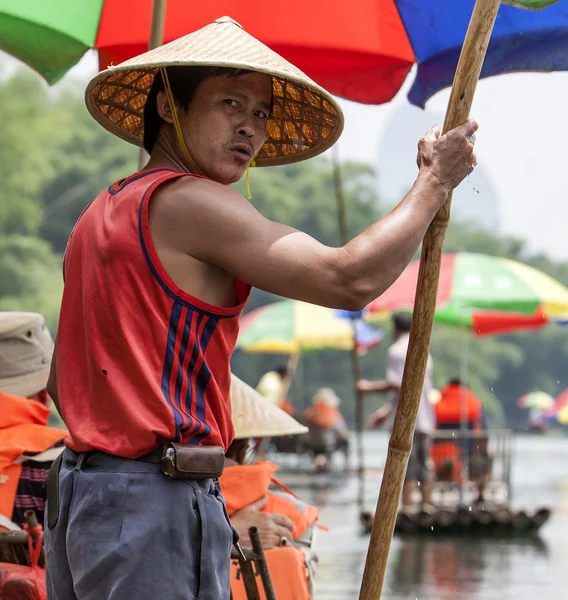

{"left": 249, "top": 527, "right": 277, "bottom": 600}
{"left": 139, "top": 0, "right": 167, "bottom": 169}
{"left": 332, "top": 147, "right": 366, "bottom": 507}
{"left": 358, "top": 1, "right": 502, "bottom": 597}
{"left": 282, "top": 351, "right": 301, "bottom": 400}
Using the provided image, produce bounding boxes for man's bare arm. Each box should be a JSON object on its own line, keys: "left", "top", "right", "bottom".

{"left": 357, "top": 379, "right": 399, "bottom": 394}
{"left": 155, "top": 122, "right": 477, "bottom": 310}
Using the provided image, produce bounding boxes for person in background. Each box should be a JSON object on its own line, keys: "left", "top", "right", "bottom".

{"left": 255, "top": 358, "right": 298, "bottom": 460}
{"left": 437, "top": 378, "right": 483, "bottom": 429}
{"left": 0, "top": 312, "right": 67, "bottom": 527}
{"left": 255, "top": 364, "right": 295, "bottom": 414}
{"left": 357, "top": 313, "right": 435, "bottom": 513}
{"left": 223, "top": 375, "right": 318, "bottom": 600}
{"left": 304, "top": 387, "right": 350, "bottom": 471}
{"left": 435, "top": 378, "right": 491, "bottom": 503}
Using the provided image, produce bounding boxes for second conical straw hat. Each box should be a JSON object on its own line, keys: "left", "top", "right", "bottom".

{"left": 230, "top": 374, "right": 307, "bottom": 439}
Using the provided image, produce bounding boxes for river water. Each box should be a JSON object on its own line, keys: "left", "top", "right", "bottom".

{"left": 279, "top": 431, "right": 568, "bottom": 600}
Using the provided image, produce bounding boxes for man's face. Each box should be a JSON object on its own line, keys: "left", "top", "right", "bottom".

{"left": 176, "top": 72, "right": 272, "bottom": 185}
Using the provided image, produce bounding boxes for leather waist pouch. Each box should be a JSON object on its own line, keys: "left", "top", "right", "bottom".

{"left": 161, "top": 443, "right": 225, "bottom": 480}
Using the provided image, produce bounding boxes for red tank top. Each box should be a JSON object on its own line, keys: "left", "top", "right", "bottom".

{"left": 56, "top": 169, "right": 251, "bottom": 458}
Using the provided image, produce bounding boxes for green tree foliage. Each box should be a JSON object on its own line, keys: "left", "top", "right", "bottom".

{"left": 0, "top": 70, "right": 136, "bottom": 328}
{"left": 38, "top": 82, "right": 137, "bottom": 252}
{"left": 1, "top": 67, "right": 568, "bottom": 429}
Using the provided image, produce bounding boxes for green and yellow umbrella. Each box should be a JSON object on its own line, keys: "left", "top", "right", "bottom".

{"left": 237, "top": 300, "right": 381, "bottom": 354}
{"left": 517, "top": 391, "right": 555, "bottom": 411}
{"left": 366, "top": 253, "right": 568, "bottom": 336}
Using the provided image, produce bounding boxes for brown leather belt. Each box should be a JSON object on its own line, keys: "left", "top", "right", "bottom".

{"left": 47, "top": 444, "right": 225, "bottom": 529}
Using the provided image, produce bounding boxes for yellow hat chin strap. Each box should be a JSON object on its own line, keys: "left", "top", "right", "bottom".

{"left": 160, "top": 67, "right": 256, "bottom": 199}
{"left": 160, "top": 67, "right": 204, "bottom": 176}
{"left": 245, "top": 160, "right": 256, "bottom": 200}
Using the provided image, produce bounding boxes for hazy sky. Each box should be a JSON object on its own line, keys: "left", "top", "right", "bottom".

{"left": 5, "top": 50, "right": 568, "bottom": 260}
{"left": 335, "top": 70, "right": 568, "bottom": 261}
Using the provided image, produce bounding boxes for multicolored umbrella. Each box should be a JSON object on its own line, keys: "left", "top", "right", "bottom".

{"left": 517, "top": 391, "right": 555, "bottom": 410}
{"left": 365, "top": 253, "right": 568, "bottom": 336}
{"left": 542, "top": 388, "right": 568, "bottom": 420}
{"left": 554, "top": 389, "right": 568, "bottom": 412}
{"left": 237, "top": 300, "right": 382, "bottom": 354}
{"left": 1, "top": 0, "right": 565, "bottom": 106}
{"left": 557, "top": 404, "right": 568, "bottom": 425}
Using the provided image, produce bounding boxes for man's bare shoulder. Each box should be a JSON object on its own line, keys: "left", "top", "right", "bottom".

{"left": 149, "top": 174, "right": 261, "bottom": 264}
{"left": 153, "top": 175, "right": 249, "bottom": 220}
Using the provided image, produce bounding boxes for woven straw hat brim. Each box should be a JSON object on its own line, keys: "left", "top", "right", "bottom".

{"left": 230, "top": 374, "right": 307, "bottom": 439}
{"left": 85, "top": 17, "right": 344, "bottom": 167}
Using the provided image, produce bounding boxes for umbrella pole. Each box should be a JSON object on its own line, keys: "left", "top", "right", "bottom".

{"left": 282, "top": 351, "right": 301, "bottom": 405}
{"left": 459, "top": 322, "right": 470, "bottom": 505}
{"left": 358, "top": 1, "right": 502, "bottom": 598}
{"left": 139, "top": 0, "right": 168, "bottom": 169}
{"left": 332, "top": 147, "right": 366, "bottom": 508}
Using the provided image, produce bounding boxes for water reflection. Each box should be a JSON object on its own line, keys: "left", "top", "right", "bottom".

{"left": 387, "top": 536, "right": 549, "bottom": 600}
{"left": 278, "top": 432, "right": 568, "bottom": 600}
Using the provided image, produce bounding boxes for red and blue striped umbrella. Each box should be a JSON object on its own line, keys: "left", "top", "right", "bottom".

{"left": 0, "top": 0, "right": 564, "bottom": 107}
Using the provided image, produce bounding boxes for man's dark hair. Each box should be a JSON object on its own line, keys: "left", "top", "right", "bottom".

{"left": 448, "top": 377, "right": 462, "bottom": 386}
{"left": 392, "top": 312, "right": 412, "bottom": 333}
{"left": 275, "top": 365, "right": 289, "bottom": 378}
{"left": 143, "top": 66, "right": 255, "bottom": 154}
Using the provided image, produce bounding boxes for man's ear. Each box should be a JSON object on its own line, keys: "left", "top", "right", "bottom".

{"left": 156, "top": 90, "right": 175, "bottom": 124}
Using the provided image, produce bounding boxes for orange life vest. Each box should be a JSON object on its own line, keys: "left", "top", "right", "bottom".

{"left": 229, "top": 546, "right": 310, "bottom": 600}
{"left": 279, "top": 400, "right": 296, "bottom": 416}
{"left": 220, "top": 462, "right": 319, "bottom": 539}
{"left": 436, "top": 384, "right": 482, "bottom": 427}
{"left": 304, "top": 404, "right": 345, "bottom": 430}
{"left": 0, "top": 391, "right": 67, "bottom": 518}
{"left": 219, "top": 462, "right": 319, "bottom": 600}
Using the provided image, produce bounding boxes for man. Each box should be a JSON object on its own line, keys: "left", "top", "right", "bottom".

{"left": 436, "top": 377, "right": 483, "bottom": 431}
{"left": 304, "top": 387, "right": 350, "bottom": 471}
{"left": 256, "top": 365, "right": 294, "bottom": 412}
{"left": 357, "top": 313, "right": 435, "bottom": 512}
{"left": 46, "top": 17, "right": 477, "bottom": 600}
{"left": 435, "top": 378, "right": 491, "bottom": 503}
{"left": 255, "top": 363, "right": 296, "bottom": 459}
{"left": 0, "top": 312, "right": 66, "bottom": 527}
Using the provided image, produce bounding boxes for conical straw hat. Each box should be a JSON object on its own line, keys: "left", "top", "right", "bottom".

{"left": 86, "top": 16, "right": 344, "bottom": 167}
{"left": 230, "top": 374, "right": 307, "bottom": 439}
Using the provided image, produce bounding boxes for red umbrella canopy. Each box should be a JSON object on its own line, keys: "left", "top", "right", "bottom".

{"left": 2, "top": 1, "right": 566, "bottom": 103}
{"left": 95, "top": 0, "right": 415, "bottom": 104}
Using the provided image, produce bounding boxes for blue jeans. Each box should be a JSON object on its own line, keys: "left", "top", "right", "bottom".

{"left": 45, "top": 449, "right": 232, "bottom": 600}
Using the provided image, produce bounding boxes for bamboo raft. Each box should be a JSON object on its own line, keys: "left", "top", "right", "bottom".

{"left": 360, "top": 505, "right": 551, "bottom": 537}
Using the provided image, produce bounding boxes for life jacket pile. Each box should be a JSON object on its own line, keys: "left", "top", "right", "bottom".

{"left": 0, "top": 391, "right": 67, "bottom": 522}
